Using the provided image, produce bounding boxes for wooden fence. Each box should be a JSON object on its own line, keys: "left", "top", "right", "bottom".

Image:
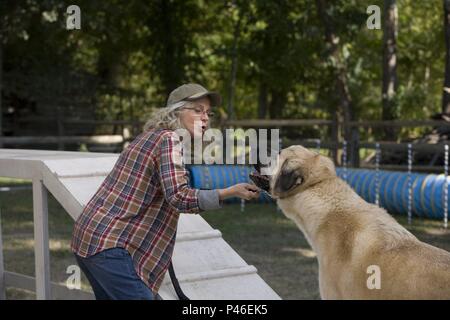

{"left": 223, "top": 119, "right": 450, "bottom": 173}
{"left": 0, "top": 117, "right": 143, "bottom": 151}
{"left": 2, "top": 117, "right": 450, "bottom": 173}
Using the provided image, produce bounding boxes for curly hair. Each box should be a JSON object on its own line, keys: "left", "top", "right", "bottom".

{"left": 142, "top": 101, "right": 193, "bottom": 132}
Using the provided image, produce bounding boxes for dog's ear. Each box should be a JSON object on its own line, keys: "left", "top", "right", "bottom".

{"left": 274, "top": 166, "right": 303, "bottom": 194}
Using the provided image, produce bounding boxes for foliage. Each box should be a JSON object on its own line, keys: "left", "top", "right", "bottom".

{"left": 0, "top": 0, "right": 447, "bottom": 139}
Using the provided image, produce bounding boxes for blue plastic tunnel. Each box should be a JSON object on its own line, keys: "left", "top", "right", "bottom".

{"left": 335, "top": 168, "right": 449, "bottom": 219}
{"left": 187, "top": 165, "right": 272, "bottom": 203}
{"left": 187, "top": 165, "right": 450, "bottom": 219}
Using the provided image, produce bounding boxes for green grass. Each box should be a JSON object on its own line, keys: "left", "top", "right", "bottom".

{"left": 0, "top": 180, "right": 91, "bottom": 299}
{"left": 203, "top": 203, "right": 321, "bottom": 299}
{"left": 0, "top": 177, "right": 32, "bottom": 185}
{"left": 1, "top": 178, "right": 450, "bottom": 299}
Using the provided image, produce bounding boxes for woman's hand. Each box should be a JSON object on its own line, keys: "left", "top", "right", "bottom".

{"left": 218, "top": 183, "right": 261, "bottom": 201}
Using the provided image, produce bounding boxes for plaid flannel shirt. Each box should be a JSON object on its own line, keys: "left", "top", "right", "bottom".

{"left": 71, "top": 128, "right": 220, "bottom": 295}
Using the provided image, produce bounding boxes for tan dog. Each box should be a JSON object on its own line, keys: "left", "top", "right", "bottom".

{"left": 251, "top": 145, "right": 450, "bottom": 299}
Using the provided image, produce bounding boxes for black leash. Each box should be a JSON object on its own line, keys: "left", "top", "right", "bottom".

{"left": 168, "top": 261, "right": 190, "bottom": 300}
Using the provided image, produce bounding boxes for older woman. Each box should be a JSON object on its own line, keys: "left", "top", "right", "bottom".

{"left": 71, "top": 83, "right": 260, "bottom": 300}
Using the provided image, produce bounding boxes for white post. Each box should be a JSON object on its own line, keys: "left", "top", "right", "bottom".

{"left": 32, "top": 178, "right": 51, "bottom": 300}
{"left": 375, "top": 143, "right": 381, "bottom": 206}
{"left": 342, "top": 140, "right": 348, "bottom": 182}
{"left": 407, "top": 143, "right": 413, "bottom": 225}
{"left": 277, "top": 138, "right": 282, "bottom": 213}
{"left": 444, "top": 145, "right": 449, "bottom": 229}
{"left": 0, "top": 208, "right": 5, "bottom": 299}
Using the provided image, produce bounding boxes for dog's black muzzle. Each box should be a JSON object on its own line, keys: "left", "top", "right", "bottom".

{"left": 249, "top": 157, "right": 271, "bottom": 192}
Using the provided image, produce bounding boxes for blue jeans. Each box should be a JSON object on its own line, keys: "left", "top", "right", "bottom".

{"left": 74, "top": 248, "right": 154, "bottom": 300}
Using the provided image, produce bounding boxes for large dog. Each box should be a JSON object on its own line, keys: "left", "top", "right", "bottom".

{"left": 250, "top": 145, "right": 450, "bottom": 299}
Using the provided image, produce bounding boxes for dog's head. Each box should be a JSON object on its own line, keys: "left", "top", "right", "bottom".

{"left": 250, "top": 145, "right": 336, "bottom": 199}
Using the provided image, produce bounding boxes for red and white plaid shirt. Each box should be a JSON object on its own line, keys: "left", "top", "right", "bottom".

{"left": 71, "top": 128, "right": 219, "bottom": 294}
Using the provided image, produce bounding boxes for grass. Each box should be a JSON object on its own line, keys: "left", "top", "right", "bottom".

{"left": 1, "top": 177, "right": 450, "bottom": 299}
{"left": 0, "top": 178, "right": 91, "bottom": 299}
{"left": 203, "top": 203, "right": 321, "bottom": 299}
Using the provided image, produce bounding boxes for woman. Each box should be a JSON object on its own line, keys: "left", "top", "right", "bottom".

{"left": 71, "top": 83, "right": 260, "bottom": 300}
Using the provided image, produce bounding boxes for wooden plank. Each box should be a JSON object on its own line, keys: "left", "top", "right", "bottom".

{"left": 41, "top": 166, "right": 83, "bottom": 221}
{"left": 0, "top": 208, "right": 5, "bottom": 300}
{"left": 172, "top": 237, "right": 252, "bottom": 275}
{"left": 360, "top": 164, "right": 445, "bottom": 173}
{"left": 359, "top": 141, "right": 449, "bottom": 153}
{"left": 16, "top": 118, "right": 144, "bottom": 126}
{"left": 158, "top": 272, "right": 280, "bottom": 300}
{"left": 160, "top": 265, "right": 257, "bottom": 285}
{"left": 32, "top": 179, "right": 51, "bottom": 300}
{"left": 43, "top": 156, "right": 116, "bottom": 178}
{"left": 224, "top": 119, "right": 333, "bottom": 127}
{"left": 283, "top": 139, "right": 340, "bottom": 149}
{"left": 226, "top": 119, "right": 450, "bottom": 128}
{"left": 176, "top": 230, "right": 222, "bottom": 242}
{"left": 55, "top": 176, "right": 106, "bottom": 213}
{"left": 284, "top": 140, "right": 450, "bottom": 154}
{"left": 64, "top": 119, "right": 143, "bottom": 126}
{"left": 0, "top": 135, "right": 124, "bottom": 144}
{"left": 4, "top": 271, "right": 94, "bottom": 300}
{"left": 13, "top": 117, "right": 450, "bottom": 128}
{"left": 347, "top": 120, "right": 450, "bottom": 128}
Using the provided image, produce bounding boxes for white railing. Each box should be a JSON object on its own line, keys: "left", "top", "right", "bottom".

{"left": 0, "top": 150, "right": 97, "bottom": 299}
{"left": 0, "top": 149, "right": 281, "bottom": 300}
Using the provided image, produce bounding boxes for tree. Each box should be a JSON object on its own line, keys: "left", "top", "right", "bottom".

{"left": 226, "top": 0, "right": 246, "bottom": 120}
{"left": 443, "top": 0, "right": 450, "bottom": 114}
{"left": 241, "top": 0, "right": 314, "bottom": 119}
{"left": 146, "top": 0, "right": 206, "bottom": 99}
{"left": 382, "top": 0, "right": 398, "bottom": 140}
{"left": 315, "top": 0, "right": 358, "bottom": 165}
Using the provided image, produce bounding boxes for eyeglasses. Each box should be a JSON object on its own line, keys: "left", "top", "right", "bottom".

{"left": 183, "top": 107, "right": 215, "bottom": 118}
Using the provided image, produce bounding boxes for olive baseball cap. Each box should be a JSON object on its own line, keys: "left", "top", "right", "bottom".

{"left": 166, "top": 83, "right": 222, "bottom": 107}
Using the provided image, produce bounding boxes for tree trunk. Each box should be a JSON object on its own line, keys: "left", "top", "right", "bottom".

{"left": 269, "top": 89, "right": 287, "bottom": 119}
{"left": 315, "top": 0, "right": 359, "bottom": 166}
{"left": 315, "top": 0, "right": 354, "bottom": 137}
{"left": 258, "top": 82, "right": 268, "bottom": 119}
{"left": 443, "top": 0, "right": 450, "bottom": 114}
{"left": 0, "top": 36, "right": 3, "bottom": 148}
{"left": 160, "top": 0, "right": 177, "bottom": 96}
{"left": 382, "top": 0, "right": 398, "bottom": 140}
{"left": 227, "top": 3, "right": 242, "bottom": 120}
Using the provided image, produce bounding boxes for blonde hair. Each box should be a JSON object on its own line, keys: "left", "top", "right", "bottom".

{"left": 143, "top": 101, "right": 193, "bottom": 132}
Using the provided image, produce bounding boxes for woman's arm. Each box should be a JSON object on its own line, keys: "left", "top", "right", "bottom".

{"left": 156, "top": 131, "right": 260, "bottom": 213}
{"left": 156, "top": 132, "right": 204, "bottom": 213}
{"left": 217, "top": 183, "right": 260, "bottom": 201}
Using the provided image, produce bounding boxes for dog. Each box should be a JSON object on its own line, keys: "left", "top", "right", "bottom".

{"left": 250, "top": 145, "right": 450, "bottom": 299}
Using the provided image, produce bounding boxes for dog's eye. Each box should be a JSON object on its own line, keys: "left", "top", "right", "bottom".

{"left": 280, "top": 171, "right": 298, "bottom": 190}
{"left": 275, "top": 168, "right": 302, "bottom": 194}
